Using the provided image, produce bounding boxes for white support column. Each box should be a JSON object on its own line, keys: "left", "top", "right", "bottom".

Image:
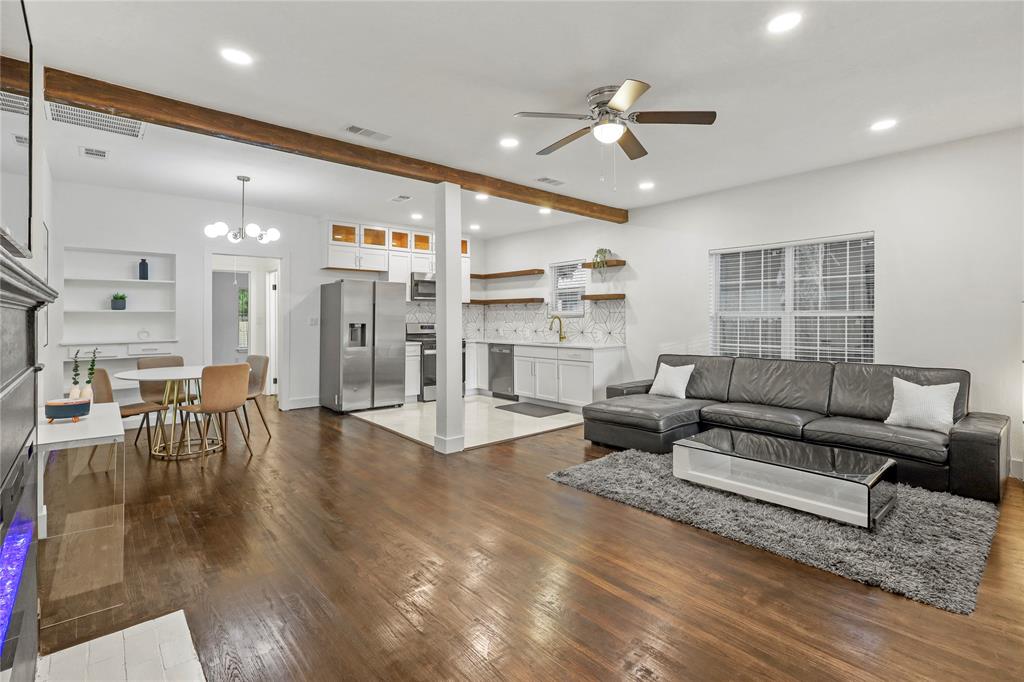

{"left": 434, "top": 181, "right": 465, "bottom": 453}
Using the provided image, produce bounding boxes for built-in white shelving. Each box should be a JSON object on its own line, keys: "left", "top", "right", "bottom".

{"left": 61, "top": 246, "right": 179, "bottom": 402}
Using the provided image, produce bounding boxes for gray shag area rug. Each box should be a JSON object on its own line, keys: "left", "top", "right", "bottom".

{"left": 548, "top": 450, "right": 999, "bottom": 614}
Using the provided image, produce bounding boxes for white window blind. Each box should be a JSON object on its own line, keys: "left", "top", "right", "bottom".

{"left": 710, "top": 235, "right": 874, "bottom": 363}
{"left": 550, "top": 260, "right": 588, "bottom": 317}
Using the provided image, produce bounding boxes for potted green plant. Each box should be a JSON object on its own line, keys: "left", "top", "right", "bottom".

{"left": 592, "top": 248, "right": 614, "bottom": 278}
{"left": 82, "top": 348, "right": 98, "bottom": 401}
{"left": 69, "top": 350, "right": 82, "bottom": 399}
{"left": 111, "top": 292, "right": 127, "bottom": 310}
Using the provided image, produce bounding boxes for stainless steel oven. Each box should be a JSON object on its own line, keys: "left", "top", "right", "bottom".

{"left": 409, "top": 272, "right": 436, "bottom": 300}
{"left": 405, "top": 323, "right": 464, "bottom": 402}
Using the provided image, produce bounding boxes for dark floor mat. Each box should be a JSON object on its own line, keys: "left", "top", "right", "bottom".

{"left": 495, "top": 402, "right": 568, "bottom": 418}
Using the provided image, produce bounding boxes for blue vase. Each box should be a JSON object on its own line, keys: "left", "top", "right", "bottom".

{"left": 139, "top": 258, "right": 149, "bottom": 280}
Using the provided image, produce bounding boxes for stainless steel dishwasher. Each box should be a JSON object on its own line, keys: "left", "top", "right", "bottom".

{"left": 488, "top": 343, "right": 517, "bottom": 400}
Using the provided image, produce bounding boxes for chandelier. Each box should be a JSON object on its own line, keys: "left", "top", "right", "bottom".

{"left": 204, "top": 175, "right": 281, "bottom": 244}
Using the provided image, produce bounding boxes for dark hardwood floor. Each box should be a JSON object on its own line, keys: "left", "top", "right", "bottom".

{"left": 39, "top": 400, "right": 1024, "bottom": 680}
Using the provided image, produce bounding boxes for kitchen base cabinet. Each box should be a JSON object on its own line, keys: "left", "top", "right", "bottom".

{"left": 556, "top": 359, "right": 594, "bottom": 407}
{"left": 512, "top": 343, "right": 623, "bottom": 409}
{"left": 405, "top": 343, "right": 421, "bottom": 399}
{"left": 534, "top": 359, "right": 559, "bottom": 402}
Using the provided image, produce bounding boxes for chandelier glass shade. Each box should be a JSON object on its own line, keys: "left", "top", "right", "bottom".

{"left": 204, "top": 176, "right": 281, "bottom": 244}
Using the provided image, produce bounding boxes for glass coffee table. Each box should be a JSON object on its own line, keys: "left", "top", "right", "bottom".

{"left": 673, "top": 428, "right": 898, "bottom": 528}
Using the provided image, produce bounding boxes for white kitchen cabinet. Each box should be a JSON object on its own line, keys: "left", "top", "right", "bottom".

{"left": 461, "top": 256, "right": 471, "bottom": 303}
{"left": 327, "top": 244, "right": 359, "bottom": 269}
{"left": 411, "top": 253, "right": 434, "bottom": 274}
{"left": 358, "top": 249, "right": 388, "bottom": 272}
{"left": 405, "top": 343, "right": 421, "bottom": 399}
{"left": 557, "top": 359, "right": 594, "bottom": 407}
{"left": 359, "top": 225, "right": 389, "bottom": 250}
{"left": 513, "top": 356, "right": 535, "bottom": 397}
{"left": 389, "top": 252, "right": 412, "bottom": 301}
{"left": 474, "top": 342, "right": 489, "bottom": 390}
{"left": 534, "top": 358, "right": 559, "bottom": 402}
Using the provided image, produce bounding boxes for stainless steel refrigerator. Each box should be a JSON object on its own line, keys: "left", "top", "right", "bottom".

{"left": 319, "top": 280, "right": 406, "bottom": 412}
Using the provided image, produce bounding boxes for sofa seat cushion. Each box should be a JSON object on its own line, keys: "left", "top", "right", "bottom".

{"left": 700, "top": 402, "right": 823, "bottom": 438}
{"left": 803, "top": 416, "right": 949, "bottom": 464}
{"left": 583, "top": 395, "right": 718, "bottom": 433}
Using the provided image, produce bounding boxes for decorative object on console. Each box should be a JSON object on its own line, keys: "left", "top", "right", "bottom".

{"left": 203, "top": 175, "right": 282, "bottom": 244}
{"left": 549, "top": 450, "right": 998, "bottom": 614}
{"left": 111, "top": 292, "right": 126, "bottom": 310}
{"left": 44, "top": 398, "right": 91, "bottom": 423}
{"left": 649, "top": 363, "right": 694, "bottom": 400}
{"left": 884, "top": 377, "right": 959, "bottom": 434}
{"left": 138, "top": 258, "right": 149, "bottom": 280}
{"left": 69, "top": 350, "right": 81, "bottom": 399}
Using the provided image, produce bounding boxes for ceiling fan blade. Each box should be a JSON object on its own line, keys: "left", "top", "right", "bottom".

{"left": 631, "top": 111, "right": 717, "bottom": 125}
{"left": 617, "top": 127, "right": 648, "bottom": 160}
{"left": 515, "top": 111, "right": 593, "bottom": 120}
{"left": 607, "top": 79, "right": 651, "bottom": 112}
{"left": 537, "top": 127, "right": 591, "bottom": 155}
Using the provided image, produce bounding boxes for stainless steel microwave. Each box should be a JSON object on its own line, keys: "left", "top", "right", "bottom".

{"left": 410, "top": 272, "right": 436, "bottom": 300}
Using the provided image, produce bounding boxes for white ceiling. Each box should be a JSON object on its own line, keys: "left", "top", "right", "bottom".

{"left": 23, "top": 1, "right": 1024, "bottom": 237}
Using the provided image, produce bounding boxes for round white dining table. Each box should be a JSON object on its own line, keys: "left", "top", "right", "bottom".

{"left": 115, "top": 365, "right": 230, "bottom": 460}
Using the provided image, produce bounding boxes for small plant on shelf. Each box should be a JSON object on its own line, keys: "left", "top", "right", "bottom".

{"left": 592, "top": 248, "right": 614, "bottom": 278}
{"left": 81, "top": 348, "right": 98, "bottom": 400}
{"left": 111, "top": 292, "right": 127, "bottom": 310}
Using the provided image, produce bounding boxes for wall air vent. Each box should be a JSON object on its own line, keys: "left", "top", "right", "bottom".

{"left": 389, "top": 195, "right": 413, "bottom": 203}
{"left": 78, "top": 146, "right": 108, "bottom": 160}
{"left": 535, "top": 176, "right": 565, "bottom": 187}
{"left": 47, "top": 102, "right": 145, "bottom": 139}
{"left": 0, "top": 91, "right": 29, "bottom": 116}
{"left": 12, "top": 134, "right": 29, "bottom": 147}
{"left": 344, "top": 124, "right": 391, "bottom": 143}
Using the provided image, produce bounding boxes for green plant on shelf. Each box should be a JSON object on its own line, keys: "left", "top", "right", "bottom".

{"left": 592, "top": 248, "right": 614, "bottom": 278}
{"left": 112, "top": 293, "right": 127, "bottom": 300}
{"left": 86, "top": 348, "right": 98, "bottom": 385}
{"left": 71, "top": 350, "right": 81, "bottom": 386}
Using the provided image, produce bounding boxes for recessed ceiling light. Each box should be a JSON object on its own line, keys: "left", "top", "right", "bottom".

{"left": 469, "top": 223, "right": 481, "bottom": 231}
{"left": 410, "top": 212, "right": 423, "bottom": 220}
{"left": 475, "top": 193, "right": 489, "bottom": 201}
{"left": 638, "top": 181, "right": 655, "bottom": 191}
{"left": 869, "top": 118, "right": 898, "bottom": 132}
{"left": 220, "top": 47, "right": 254, "bottom": 66}
{"left": 766, "top": 11, "right": 802, "bottom": 34}
{"left": 499, "top": 137, "right": 519, "bottom": 149}
{"left": 538, "top": 207, "right": 552, "bottom": 215}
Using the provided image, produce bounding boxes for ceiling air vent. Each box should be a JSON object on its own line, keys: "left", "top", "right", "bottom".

{"left": 389, "top": 194, "right": 412, "bottom": 203}
{"left": 344, "top": 124, "right": 391, "bottom": 143}
{"left": 535, "top": 176, "right": 565, "bottom": 187}
{"left": 12, "top": 134, "right": 28, "bottom": 147}
{"left": 79, "top": 146, "right": 108, "bottom": 160}
{"left": 48, "top": 102, "right": 145, "bottom": 139}
{"left": 0, "top": 91, "right": 29, "bottom": 116}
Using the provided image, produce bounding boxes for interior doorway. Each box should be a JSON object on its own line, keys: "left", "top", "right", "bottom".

{"left": 210, "top": 254, "right": 282, "bottom": 395}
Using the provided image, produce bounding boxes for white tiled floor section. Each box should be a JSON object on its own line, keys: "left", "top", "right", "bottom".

{"left": 352, "top": 395, "right": 583, "bottom": 448}
{"left": 36, "top": 611, "right": 205, "bottom": 682}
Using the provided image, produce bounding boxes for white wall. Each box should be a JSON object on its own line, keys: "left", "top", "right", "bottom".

{"left": 481, "top": 128, "right": 1024, "bottom": 467}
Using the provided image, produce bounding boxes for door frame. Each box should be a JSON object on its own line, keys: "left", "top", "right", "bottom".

{"left": 265, "top": 269, "right": 280, "bottom": 395}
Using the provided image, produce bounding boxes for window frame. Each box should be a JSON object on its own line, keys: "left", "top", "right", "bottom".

{"left": 549, "top": 259, "right": 588, "bottom": 318}
{"left": 709, "top": 233, "right": 874, "bottom": 363}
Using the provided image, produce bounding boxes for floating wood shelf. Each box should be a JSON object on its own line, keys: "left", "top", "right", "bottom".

{"left": 581, "top": 259, "right": 626, "bottom": 269}
{"left": 468, "top": 298, "right": 545, "bottom": 306}
{"left": 581, "top": 293, "right": 625, "bottom": 301}
{"left": 470, "top": 269, "right": 545, "bottom": 280}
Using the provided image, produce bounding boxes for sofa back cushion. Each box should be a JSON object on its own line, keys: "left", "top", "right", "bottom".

{"left": 829, "top": 362, "right": 970, "bottom": 422}
{"left": 727, "top": 357, "right": 834, "bottom": 413}
{"left": 654, "top": 355, "right": 734, "bottom": 402}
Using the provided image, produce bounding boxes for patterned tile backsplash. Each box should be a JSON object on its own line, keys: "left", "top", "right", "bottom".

{"left": 405, "top": 301, "right": 626, "bottom": 345}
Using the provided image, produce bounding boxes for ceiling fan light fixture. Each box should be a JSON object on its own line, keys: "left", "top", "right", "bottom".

{"left": 592, "top": 119, "right": 626, "bottom": 144}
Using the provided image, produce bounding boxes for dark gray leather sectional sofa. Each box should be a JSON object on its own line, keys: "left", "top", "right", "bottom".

{"left": 582, "top": 355, "right": 1010, "bottom": 502}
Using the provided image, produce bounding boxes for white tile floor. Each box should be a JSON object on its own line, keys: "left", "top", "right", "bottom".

{"left": 36, "top": 611, "right": 205, "bottom": 682}
{"left": 352, "top": 395, "right": 583, "bottom": 448}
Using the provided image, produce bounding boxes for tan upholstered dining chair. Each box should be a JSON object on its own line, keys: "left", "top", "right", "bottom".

{"left": 91, "top": 368, "right": 164, "bottom": 450}
{"left": 179, "top": 363, "right": 254, "bottom": 467}
{"left": 243, "top": 354, "right": 272, "bottom": 439}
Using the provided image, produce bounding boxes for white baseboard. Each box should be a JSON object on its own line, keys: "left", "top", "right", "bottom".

{"left": 280, "top": 396, "right": 320, "bottom": 411}
{"left": 434, "top": 433, "right": 465, "bottom": 454}
{"left": 1011, "top": 458, "right": 1023, "bottom": 480}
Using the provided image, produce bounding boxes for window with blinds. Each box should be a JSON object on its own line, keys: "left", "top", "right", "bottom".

{"left": 710, "top": 234, "right": 874, "bottom": 363}
{"left": 550, "top": 260, "right": 588, "bottom": 317}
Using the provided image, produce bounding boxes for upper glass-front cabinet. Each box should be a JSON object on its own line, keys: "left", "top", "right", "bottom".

{"left": 412, "top": 232, "right": 433, "bottom": 253}
{"left": 360, "top": 225, "right": 388, "bottom": 250}
{"left": 390, "top": 228, "right": 411, "bottom": 251}
{"left": 329, "top": 224, "right": 357, "bottom": 245}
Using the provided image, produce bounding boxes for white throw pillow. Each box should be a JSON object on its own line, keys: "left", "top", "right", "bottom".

{"left": 884, "top": 377, "right": 959, "bottom": 435}
{"left": 649, "top": 363, "right": 695, "bottom": 400}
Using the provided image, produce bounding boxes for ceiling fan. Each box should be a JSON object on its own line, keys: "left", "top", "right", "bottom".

{"left": 514, "top": 79, "right": 716, "bottom": 160}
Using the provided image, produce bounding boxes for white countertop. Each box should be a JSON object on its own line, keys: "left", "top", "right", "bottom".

{"left": 465, "top": 338, "right": 624, "bottom": 350}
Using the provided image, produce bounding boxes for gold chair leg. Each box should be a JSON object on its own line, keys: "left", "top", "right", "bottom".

{"left": 253, "top": 396, "right": 271, "bottom": 439}
{"left": 234, "top": 409, "right": 255, "bottom": 458}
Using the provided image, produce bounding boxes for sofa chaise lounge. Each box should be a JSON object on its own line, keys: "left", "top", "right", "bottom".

{"left": 582, "top": 355, "right": 1010, "bottom": 502}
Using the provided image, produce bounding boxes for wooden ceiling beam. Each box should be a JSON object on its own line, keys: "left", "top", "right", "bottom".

{"left": 43, "top": 67, "right": 629, "bottom": 224}
{"left": 0, "top": 56, "right": 31, "bottom": 98}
